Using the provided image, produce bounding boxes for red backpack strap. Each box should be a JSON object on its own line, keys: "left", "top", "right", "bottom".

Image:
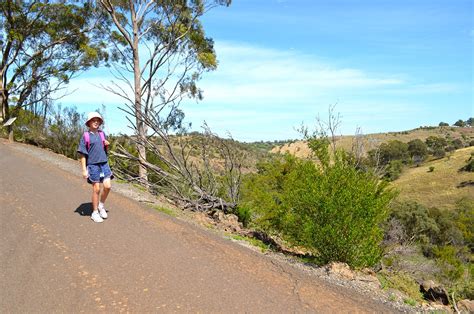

{"left": 83, "top": 131, "right": 90, "bottom": 151}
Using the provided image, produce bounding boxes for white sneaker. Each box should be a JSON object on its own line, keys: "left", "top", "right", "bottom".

{"left": 98, "top": 204, "right": 108, "bottom": 219}
{"left": 91, "top": 211, "right": 104, "bottom": 223}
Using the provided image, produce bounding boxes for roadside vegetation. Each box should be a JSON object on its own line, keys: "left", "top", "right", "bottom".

{"left": 3, "top": 2, "right": 472, "bottom": 311}
{"left": 2, "top": 104, "right": 473, "bottom": 308}
{"left": 1, "top": 104, "right": 473, "bottom": 303}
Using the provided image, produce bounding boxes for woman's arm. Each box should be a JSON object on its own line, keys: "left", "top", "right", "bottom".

{"left": 80, "top": 154, "right": 88, "bottom": 179}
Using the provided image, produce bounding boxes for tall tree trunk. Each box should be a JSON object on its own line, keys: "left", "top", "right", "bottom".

{"left": 132, "top": 8, "right": 148, "bottom": 184}
{"left": 1, "top": 86, "right": 13, "bottom": 142}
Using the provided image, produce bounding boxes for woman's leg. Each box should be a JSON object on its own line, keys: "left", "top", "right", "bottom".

{"left": 92, "top": 182, "right": 101, "bottom": 211}
{"left": 100, "top": 178, "right": 111, "bottom": 204}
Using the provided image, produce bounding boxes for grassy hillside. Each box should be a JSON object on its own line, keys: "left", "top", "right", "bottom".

{"left": 391, "top": 146, "right": 474, "bottom": 210}
{"left": 269, "top": 126, "right": 474, "bottom": 210}
{"left": 272, "top": 126, "right": 474, "bottom": 157}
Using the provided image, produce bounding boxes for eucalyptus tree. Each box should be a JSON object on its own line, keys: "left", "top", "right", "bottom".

{"left": 99, "top": 0, "right": 231, "bottom": 184}
{"left": 1, "top": 0, "right": 108, "bottom": 141}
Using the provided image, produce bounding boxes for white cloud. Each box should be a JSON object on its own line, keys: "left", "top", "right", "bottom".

{"left": 198, "top": 41, "right": 404, "bottom": 105}
{"left": 57, "top": 40, "right": 467, "bottom": 141}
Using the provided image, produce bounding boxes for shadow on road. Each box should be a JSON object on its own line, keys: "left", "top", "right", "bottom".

{"left": 75, "top": 203, "right": 92, "bottom": 216}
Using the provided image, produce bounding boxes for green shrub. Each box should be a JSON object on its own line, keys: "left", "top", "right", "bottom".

{"left": 378, "top": 271, "right": 424, "bottom": 302}
{"left": 386, "top": 200, "right": 473, "bottom": 299}
{"left": 385, "top": 160, "right": 404, "bottom": 181}
{"left": 241, "top": 143, "right": 396, "bottom": 268}
{"left": 460, "top": 156, "right": 474, "bottom": 172}
{"left": 452, "top": 139, "right": 464, "bottom": 149}
{"left": 368, "top": 140, "right": 409, "bottom": 166}
{"left": 454, "top": 199, "right": 474, "bottom": 251}
{"left": 388, "top": 201, "right": 465, "bottom": 247}
{"left": 234, "top": 205, "right": 251, "bottom": 227}
{"left": 432, "top": 245, "right": 464, "bottom": 282}
{"left": 407, "top": 139, "right": 428, "bottom": 162}
{"left": 388, "top": 201, "right": 438, "bottom": 244}
{"left": 428, "top": 166, "right": 435, "bottom": 172}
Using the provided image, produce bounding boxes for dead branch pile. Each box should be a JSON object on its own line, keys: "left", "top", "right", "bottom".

{"left": 112, "top": 108, "right": 243, "bottom": 212}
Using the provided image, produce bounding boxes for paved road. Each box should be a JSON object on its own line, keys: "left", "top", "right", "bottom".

{"left": 0, "top": 140, "right": 398, "bottom": 313}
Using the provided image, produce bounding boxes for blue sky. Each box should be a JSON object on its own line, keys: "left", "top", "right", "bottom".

{"left": 62, "top": 0, "right": 473, "bottom": 142}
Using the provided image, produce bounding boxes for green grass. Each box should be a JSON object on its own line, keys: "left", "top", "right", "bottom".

{"left": 377, "top": 271, "right": 424, "bottom": 303}
{"left": 403, "top": 298, "right": 417, "bottom": 306}
{"left": 153, "top": 205, "right": 177, "bottom": 217}
{"left": 132, "top": 183, "right": 148, "bottom": 192}
{"left": 230, "top": 235, "right": 269, "bottom": 252}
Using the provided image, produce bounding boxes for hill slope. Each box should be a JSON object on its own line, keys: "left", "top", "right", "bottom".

{"left": 391, "top": 146, "right": 474, "bottom": 210}
{"left": 269, "top": 126, "right": 474, "bottom": 210}
{"left": 271, "top": 126, "right": 474, "bottom": 157}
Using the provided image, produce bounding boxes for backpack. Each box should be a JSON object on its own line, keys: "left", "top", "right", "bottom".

{"left": 83, "top": 130, "right": 107, "bottom": 152}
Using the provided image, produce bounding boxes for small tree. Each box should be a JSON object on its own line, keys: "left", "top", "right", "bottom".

{"left": 452, "top": 138, "right": 464, "bottom": 150}
{"left": 385, "top": 160, "right": 403, "bottom": 181}
{"left": 98, "top": 0, "right": 231, "bottom": 184}
{"left": 439, "top": 122, "right": 449, "bottom": 127}
{"left": 241, "top": 110, "right": 397, "bottom": 267}
{"left": 407, "top": 139, "right": 428, "bottom": 164}
{"left": 1, "top": 0, "right": 107, "bottom": 141}
{"left": 460, "top": 153, "right": 474, "bottom": 172}
{"left": 425, "top": 136, "right": 448, "bottom": 152}
{"left": 454, "top": 119, "right": 466, "bottom": 127}
{"left": 370, "top": 140, "right": 409, "bottom": 166}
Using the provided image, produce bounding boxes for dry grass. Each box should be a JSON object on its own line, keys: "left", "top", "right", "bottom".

{"left": 271, "top": 140, "right": 313, "bottom": 158}
{"left": 271, "top": 127, "right": 474, "bottom": 210}
{"left": 271, "top": 126, "right": 474, "bottom": 158}
{"left": 391, "top": 147, "right": 474, "bottom": 210}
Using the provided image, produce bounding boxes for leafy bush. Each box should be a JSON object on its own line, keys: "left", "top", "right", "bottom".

{"left": 407, "top": 139, "right": 428, "bottom": 163}
{"left": 387, "top": 201, "right": 465, "bottom": 246}
{"left": 241, "top": 141, "right": 396, "bottom": 268}
{"left": 234, "top": 205, "right": 252, "bottom": 227}
{"left": 387, "top": 201, "right": 438, "bottom": 245}
{"left": 385, "top": 200, "right": 473, "bottom": 299}
{"left": 385, "top": 160, "right": 403, "bottom": 181}
{"left": 370, "top": 140, "right": 409, "bottom": 165}
{"left": 460, "top": 154, "right": 474, "bottom": 172}
{"left": 432, "top": 246, "right": 465, "bottom": 283}
{"left": 425, "top": 136, "right": 448, "bottom": 153}
{"left": 452, "top": 138, "right": 464, "bottom": 149}
{"left": 433, "top": 148, "right": 446, "bottom": 159}
{"left": 454, "top": 199, "right": 474, "bottom": 251}
{"left": 47, "top": 106, "right": 84, "bottom": 158}
{"left": 12, "top": 105, "right": 85, "bottom": 159}
{"left": 12, "top": 107, "right": 48, "bottom": 146}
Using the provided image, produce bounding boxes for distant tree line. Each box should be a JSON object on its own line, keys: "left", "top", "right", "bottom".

{"left": 439, "top": 117, "right": 474, "bottom": 127}
{"left": 365, "top": 134, "right": 473, "bottom": 181}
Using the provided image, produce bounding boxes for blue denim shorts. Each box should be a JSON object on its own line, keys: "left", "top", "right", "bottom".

{"left": 87, "top": 162, "right": 114, "bottom": 184}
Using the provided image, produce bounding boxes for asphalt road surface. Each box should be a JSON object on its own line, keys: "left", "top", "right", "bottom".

{"left": 0, "top": 140, "right": 399, "bottom": 313}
